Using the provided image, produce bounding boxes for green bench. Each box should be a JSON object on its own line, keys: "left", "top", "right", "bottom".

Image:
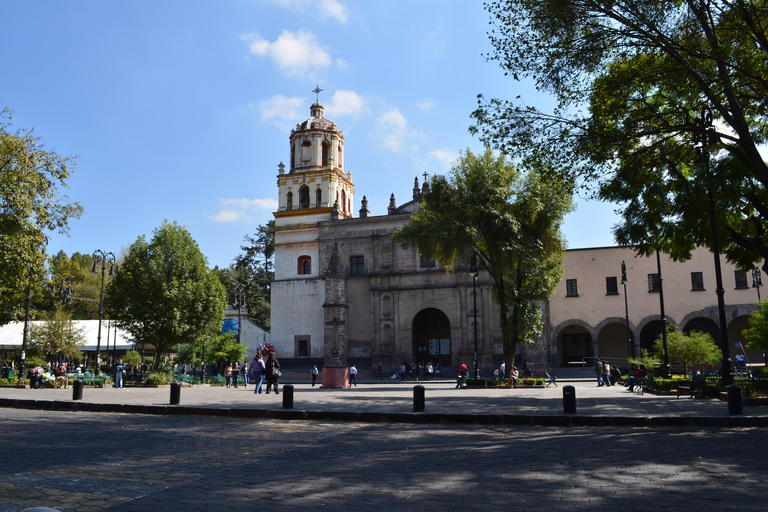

{"left": 677, "top": 369, "right": 718, "bottom": 398}
{"left": 72, "top": 371, "right": 108, "bottom": 387}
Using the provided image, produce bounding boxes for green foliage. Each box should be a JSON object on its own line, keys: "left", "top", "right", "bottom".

{"left": 204, "top": 332, "right": 247, "bottom": 366}
{"left": 105, "top": 221, "right": 226, "bottom": 364}
{"left": 742, "top": 299, "right": 768, "bottom": 351}
{"left": 628, "top": 349, "right": 660, "bottom": 373}
{"left": 28, "top": 305, "right": 85, "bottom": 362}
{"left": 146, "top": 371, "right": 172, "bottom": 385}
{"left": 472, "top": 1, "right": 768, "bottom": 270}
{"left": 653, "top": 326, "right": 721, "bottom": 372}
{"left": 392, "top": 148, "right": 572, "bottom": 372}
{"left": 175, "top": 343, "right": 202, "bottom": 369}
{"left": 0, "top": 108, "right": 83, "bottom": 325}
{"left": 122, "top": 350, "right": 142, "bottom": 369}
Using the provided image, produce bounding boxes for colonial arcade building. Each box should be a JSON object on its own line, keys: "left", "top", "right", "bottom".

{"left": 269, "top": 101, "right": 762, "bottom": 375}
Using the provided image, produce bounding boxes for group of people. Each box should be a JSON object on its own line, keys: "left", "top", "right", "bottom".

{"left": 245, "top": 351, "right": 280, "bottom": 395}
{"left": 594, "top": 358, "right": 622, "bottom": 387}
{"left": 393, "top": 361, "right": 441, "bottom": 381}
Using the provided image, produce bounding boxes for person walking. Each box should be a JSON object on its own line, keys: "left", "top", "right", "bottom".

{"left": 242, "top": 361, "right": 248, "bottom": 388}
{"left": 232, "top": 362, "right": 240, "bottom": 388}
{"left": 310, "top": 365, "right": 319, "bottom": 387}
{"left": 376, "top": 362, "right": 383, "bottom": 380}
{"left": 349, "top": 364, "right": 358, "bottom": 386}
{"left": 252, "top": 353, "right": 266, "bottom": 394}
{"left": 265, "top": 351, "right": 281, "bottom": 394}
{"left": 602, "top": 360, "right": 612, "bottom": 386}
{"left": 595, "top": 359, "right": 604, "bottom": 387}
{"left": 425, "top": 361, "right": 433, "bottom": 381}
{"left": 224, "top": 363, "right": 233, "bottom": 388}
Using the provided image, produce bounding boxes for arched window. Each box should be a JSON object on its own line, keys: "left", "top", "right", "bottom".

{"left": 322, "top": 141, "right": 330, "bottom": 167}
{"left": 298, "top": 255, "right": 311, "bottom": 275}
{"left": 286, "top": 191, "right": 293, "bottom": 211}
{"left": 337, "top": 144, "right": 342, "bottom": 168}
{"left": 291, "top": 145, "right": 295, "bottom": 170}
{"left": 341, "top": 190, "right": 347, "bottom": 213}
{"left": 299, "top": 185, "right": 310, "bottom": 209}
{"left": 315, "top": 188, "right": 322, "bottom": 208}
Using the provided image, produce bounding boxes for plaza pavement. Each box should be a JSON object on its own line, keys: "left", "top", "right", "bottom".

{"left": 0, "top": 374, "right": 765, "bottom": 427}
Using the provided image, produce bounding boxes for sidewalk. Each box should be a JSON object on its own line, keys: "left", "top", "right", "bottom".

{"left": 1, "top": 379, "right": 765, "bottom": 427}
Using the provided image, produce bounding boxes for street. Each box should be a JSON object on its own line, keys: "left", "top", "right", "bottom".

{"left": 0, "top": 408, "right": 765, "bottom": 512}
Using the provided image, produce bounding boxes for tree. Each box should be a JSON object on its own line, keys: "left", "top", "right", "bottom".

{"left": 471, "top": 1, "right": 768, "bottom": 269}
{"left": 219, "top": 220, "right": 274, "bottom": 329}
{"left": 204, "top": 332, "right": 247, "bottom": 370}
{"left": 0, "top": 108, "right": 83, "bottom": 325}
{"left": 28, "top": 305, "right": 85, "bottom": 363}
{"left": 654, "top": 326, "right": 721, "bottom": 373}
{"left": 391, "top": 148, "right": 573, "bottom": 371}
{"left": 105, "top": 221, "right": 226, "bottom": 365}
{"left": 742, "top": 299, "right": 768, "bottom": 351}
{"left": 175, "top": 343, "right": 203, "bottom": 372}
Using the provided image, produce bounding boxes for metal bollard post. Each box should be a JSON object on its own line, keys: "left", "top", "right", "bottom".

{"left": 413, "top": 385, "right": 425, "bottom": 412}
{"left": 72, "top": 379, "right": 84, "bottom": 401}
{"left": 727, "top": 385, "right": 743, "bottom": 415}
{"left": 563, "top": 385, "right": 576, "bottom": 414}
{"left": 282, "top": 384, "right": 294, "bottom": 408}
{"left": 170, "top": 381, "right": 181, "bottom": 405}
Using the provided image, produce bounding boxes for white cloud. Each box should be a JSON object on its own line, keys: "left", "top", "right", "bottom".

{"left": 417, "top": 98, "right": 437, "bottom": 110}
{"left": 326, "top": 90, "right": 366, "bottom": 117}
{"left": 259, "top": 94, "right": 306, "bottom": 129}
{"left": 241, "top": 30, "right": 331, "bottom": 77}
{"left": 268, "top": 0, "right": 348, "bottom": 24}
{"left": 210, "top": 197, "right": 279, "bottom": 224}
{"left": 428, "top": 148, "right": 458, "bottom": 169}
{"left": 375, "top": 108, "right": 424, "bottom": 153}
{"left": 320, "top": 0, "right": 348, "bottom": 24}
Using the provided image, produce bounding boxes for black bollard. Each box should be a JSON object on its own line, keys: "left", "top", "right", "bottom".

{"left": 727, "top": 385, "right": 743, "bottom": 415}
{"left": 413, "top": 385, "right": 425, "bottom": 412}
{"left": 563, "top": 385, "right": 576, "bottom": 414}
{"left": 282, "top": 384, "right": 294, "bottom": 409}
{"left": 170, "top": 381, "right": 181, "bottom": 405}
{"left": 72, "top": 379, "right": 84, "bottom": 401}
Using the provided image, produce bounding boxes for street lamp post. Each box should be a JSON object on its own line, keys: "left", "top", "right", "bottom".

{"left": 469, "top": 251, "right": 480, "bottom": 379}
{"left": 695, "top": 107, "right": 732, "bottom": 386}
{"left": 233, "top": 285, "right": 246, "bottom": 344}
{"left": 654, "top": 248, "right": 671, "bottom": 379}
{"left": 92, "top": 249, "right": 116, "bottom": 375}
{"left": 752, "top": 268, "right": 762, "bottom": 301}
{"left": 621, "top": 261, "right": 632, "bottom": 359}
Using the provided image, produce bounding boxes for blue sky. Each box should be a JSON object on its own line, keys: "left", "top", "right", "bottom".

{"left": 2, "top": 0, "right": 620, "bottom": 269}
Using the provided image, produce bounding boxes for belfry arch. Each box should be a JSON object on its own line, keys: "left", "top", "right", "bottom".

{"left": 412, "top": 308, "right": 451, "bottom": 367}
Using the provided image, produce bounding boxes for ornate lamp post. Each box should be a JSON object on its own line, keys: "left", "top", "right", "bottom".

{"left": 91, "top": 250, "right": 116, "bottom": 375}
{"left": 52, "top": 276, "right": 74, "bottom": 309}
{"left": 655, "top": 248, "right": 671, "bottom": 379}
{"left": 694, "top": 107, "right": 732, "bottom": 386}
{"left": 621, "top": 261, "right": 632, "bottom": 359}
{"left": 752, "top": 268, "right": 762, "bottom": 301}
{"left": 469, "top": 251, "right": 480, "bottom": 378}
{"left": 233, "top": 285, "right": 246, "bottom": 344}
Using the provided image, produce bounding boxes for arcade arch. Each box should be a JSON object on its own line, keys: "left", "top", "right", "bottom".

{"left": 412, "top": 308, "right": 451, "bottom": 367}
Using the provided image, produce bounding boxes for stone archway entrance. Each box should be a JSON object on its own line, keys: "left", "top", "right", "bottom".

{"left": 412, "top": 308, "right": 452, "bottom": 368}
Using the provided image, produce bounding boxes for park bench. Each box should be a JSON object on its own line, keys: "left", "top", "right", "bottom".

{"left": 74, "top": 371, "right": 108, "bottom": 387}
{"left": 677, "top": 369, "right": 718, "bottom": 398}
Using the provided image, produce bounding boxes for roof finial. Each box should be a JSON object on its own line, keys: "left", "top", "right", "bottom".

{"left": 312, "top": 85, "right": 323, "bottom": 102}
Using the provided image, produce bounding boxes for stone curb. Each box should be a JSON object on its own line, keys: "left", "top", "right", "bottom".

{"left": 2, "top": 397, "right": 767, "bottom": 428}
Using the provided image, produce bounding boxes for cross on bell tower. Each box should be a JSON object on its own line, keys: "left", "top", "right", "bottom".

{"left": 312, "top": 85, "right": 323, "bottom": 102}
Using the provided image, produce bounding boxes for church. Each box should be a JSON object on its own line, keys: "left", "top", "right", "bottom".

{"left": 269, "top": 100, "right": 763, "bottom": 377}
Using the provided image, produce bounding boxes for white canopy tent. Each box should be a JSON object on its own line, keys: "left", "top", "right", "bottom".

{"left": 0, "top": 320, "right": 136, "bottom": 353}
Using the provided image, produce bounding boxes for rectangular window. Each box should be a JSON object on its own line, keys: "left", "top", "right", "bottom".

{"left": 420, "top": 254, "right": 436, "bottom": 268}
{"left": 295, "top": 335, "right": 310, "bottom": 357}
{"left": 691, "top": 272, "right": 705, "bottom": 291}
{"left": 734, "top": 270, "right": 749, "bottom": 289}
{"left": 605, "top": 276, "right": 619, "bottom": 295}
{"left": 350, "top": 255, "right": 365, "bottom": 276}
{"left": 648, "top": 273, "right": 660, "bottom": 292}
{"left": 566, "top": 279, "right": 578, "bottom": 297}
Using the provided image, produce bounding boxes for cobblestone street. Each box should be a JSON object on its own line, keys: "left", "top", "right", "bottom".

{"left": 1, "top": 408, "right": 766, "bottom": 512}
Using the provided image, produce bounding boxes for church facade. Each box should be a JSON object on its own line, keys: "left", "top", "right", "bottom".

{"left": 269, "top": 101, "right": 763, "bottom": 374}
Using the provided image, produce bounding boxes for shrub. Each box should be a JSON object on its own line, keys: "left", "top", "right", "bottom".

{"left": 147, "top": 371, "right": 172, "bottom": 385}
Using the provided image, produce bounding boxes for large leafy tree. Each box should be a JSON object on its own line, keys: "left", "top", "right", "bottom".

{"left": 39, "top": 250, "right": 104, "bottom": 320}
{"left": 0, "top": 108, "right": 83, "bottom": 325}
{"left": 741, "top": 299, "right": 768, "bottom": 351}
{"left": 471, "top": 1, "right": 768, "bottom": 268}
{"left": 391, "top": 148, "right": 573, "bottom": 370}
{"left": 105, "top": 221, "right": 226, "bottom": 364}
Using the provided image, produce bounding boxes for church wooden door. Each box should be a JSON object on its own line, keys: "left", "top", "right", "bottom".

{"left": 412, "top": 308, "right": 451, "bottom": 368}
